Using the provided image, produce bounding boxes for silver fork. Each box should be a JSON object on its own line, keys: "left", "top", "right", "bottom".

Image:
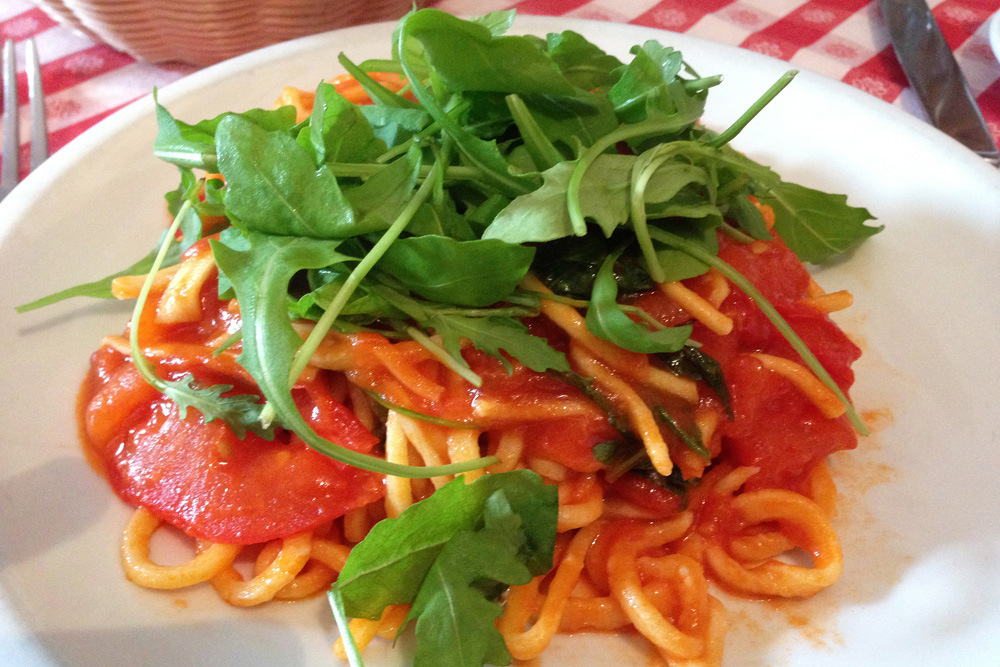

{"left": 1, "top": 37, "right": 49, "bottom": 201}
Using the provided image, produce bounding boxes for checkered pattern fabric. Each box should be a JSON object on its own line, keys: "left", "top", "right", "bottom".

{"left": 2, "top": 0, "right": 998, "bottom": 178}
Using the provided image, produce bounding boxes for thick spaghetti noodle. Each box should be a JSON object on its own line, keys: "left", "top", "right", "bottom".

{"left": 58, "top": 9, "right": 884, "bottom": 667}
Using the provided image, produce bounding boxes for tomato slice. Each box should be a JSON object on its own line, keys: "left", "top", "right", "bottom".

{"left": 84, "top": 350, "right": 384, "bottom": 545}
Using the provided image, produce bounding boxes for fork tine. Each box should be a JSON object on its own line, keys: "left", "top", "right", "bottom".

{"left": 1, "top": 38, "right": 19, "bottom": 200}
{"left": 26, "top": 38, "right": 48, "bottom": 171}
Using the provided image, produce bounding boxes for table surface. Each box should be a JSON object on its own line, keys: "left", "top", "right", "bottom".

{"left": 1, "top": 0, "right": 999, "bottom": 180}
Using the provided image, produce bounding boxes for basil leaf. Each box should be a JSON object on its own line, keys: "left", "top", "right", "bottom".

{"left": 657, "top": 346, "right": 732, "bottom": 419}
{"left": 655, "top": 405, "right": 710, "bottom": 461}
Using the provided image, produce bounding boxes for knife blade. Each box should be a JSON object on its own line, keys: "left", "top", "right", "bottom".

{"left": 881, "top": 0, "right": 1000, "bottom": 167}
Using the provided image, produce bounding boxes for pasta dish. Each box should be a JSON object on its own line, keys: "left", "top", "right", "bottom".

{"left": 21, "top": 9, "right": 882, "bottom": 667}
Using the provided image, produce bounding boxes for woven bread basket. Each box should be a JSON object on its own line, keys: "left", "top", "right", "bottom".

{"left": 34, "top": 0, "right": 427, "bottom": 65}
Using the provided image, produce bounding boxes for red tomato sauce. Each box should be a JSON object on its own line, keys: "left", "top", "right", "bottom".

{"left": 635, "top": 235, "right": 860, "bottom": 494}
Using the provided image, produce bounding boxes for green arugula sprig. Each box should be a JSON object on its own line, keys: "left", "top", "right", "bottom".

{"left": 331, "top": 470, "right": 557, "bottom": 667}
{"left": 126, "top": 180, "right": 274, "bottom": 439}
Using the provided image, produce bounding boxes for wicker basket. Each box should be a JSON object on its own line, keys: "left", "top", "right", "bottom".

{"left": 34, "top": 0, "right": 426, "bottom": 65}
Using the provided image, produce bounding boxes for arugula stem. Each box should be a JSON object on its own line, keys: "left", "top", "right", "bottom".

{"left": 328, "top": 590, "right": 366, "bottom": 667}
{"left": 630, "top": 146, "right": 680, "bottom": 283}
{"left": 375, "top": 119, "right": 444, "bottom": 164}
{"left": 433, "top": 305, "right": 539, "bottom": 318}
{"left": 363, "top": 389, "right": 484, "bottom": 429}
{"left": 327, "top": 162, "right": 480, "bottom": 182}
{"left": 621, "top": 304, "right": 667, "bottom": 331}
{"left": 338, "top": 53, "right": 421, "bottom": 110}
{"left": 506, "top": 94, "right": 563, "bottom": 171}
{"left": 709, "top": 70, "right": 797, "bottom": 148}
{"left": 567, "top": 113, "right": 702, "bottom": 236}
{"left": 212, "top": 330, "right": 242, "bottom": 357}
{"left": 289, "top": 169, "right": 439, "bottom": 392}
{"left": 357, "top": 58, "right": 403, "bottom": 75}
{"left": 683, "top": 74, "right": 723, "bottom": 94}
{"left": 524, "top": 291, "right": 589, "bottom": 308}
{"left": 648, "top": 227, "right": 869, "bottom": 435}
{"left": 406, "top": 326, "right": 483, "bottom": 387}
{"left": 129, "top": 184, "right": 202, "bottom": 387}
{"left": 397, "top": 22, "right": 535, "bottom": 197}
{"left": 717, "top": 220, "right": 756, "bottom": 244}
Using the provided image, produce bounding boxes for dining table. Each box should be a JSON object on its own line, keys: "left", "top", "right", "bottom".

{"left": 1, "top": 0, "right": 999, "bottom": 182}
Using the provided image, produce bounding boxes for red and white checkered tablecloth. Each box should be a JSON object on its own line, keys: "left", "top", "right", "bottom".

{"left": 2, "top": 0, "right": 999, "bottom": 182}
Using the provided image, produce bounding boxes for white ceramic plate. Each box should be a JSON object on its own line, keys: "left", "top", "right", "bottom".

{"left": 2, "top": 15, "right": 1000, "bottom": 667}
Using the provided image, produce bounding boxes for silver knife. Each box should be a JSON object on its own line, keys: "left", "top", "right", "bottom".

{"left": 881, "top": 0, "right": 1000, "bottom": 167}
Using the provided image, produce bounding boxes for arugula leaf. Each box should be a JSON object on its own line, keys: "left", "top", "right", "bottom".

{"left": 370, "top": 283, "right": 569, "bottom": 378}
{"left": 360, "top": 104, "right": 431, "bottom": 148}
{"left": 483, "top": 154, "right": 634, "bottom": 243}
{"left": 608, "top": 41, "right": 683, "bottom": 119}
{"left": 755, "top": 181, "right": 881, "bottom": 264}
{"left": 430, "top": 312, "right": 571, "bottom": 376}
{"left": 216, "top": 114, "right": 356, "bottom": 238}
{"left": 546, "top": 30, "right": 624, "bottom": 91}
{"left": 152, "top": 90, "right": 217, "bottom": 170}
{"left": 17, "top": 230, "right": 180, "bottom": 312}
{"left": 650, "top": 217, "right": 720, "bottom": 283}
{"left": 342, "top": 146, "right": 422, "bottom": 234}
{"left": 726, "top": 191, "right": 770, "bottom": 240}
{"left": 522, "top": 91, "right": 619, "bottom": 155}
{"left": 401, "top": 9, "right": 576, "bottom": 96}
{"left": 378, "top": 236, "right": 535, "bottom": 307}
{"left": 397, "top": 11, "right": 541, "bottom": 198}
{"left": 333, "top": 470, "right": 557, "bottom": 619}
{"left": 156, "top": 374, "right": 272, "bottom": 439}
{"left": 300, "top": 82, "right": 385, "bottom": 166}
{"left": 119, "top": 187, "right": 276, "bottom": 439}
{"left": 471, "top": 9, "right": 517, "bottom": 37}
{"left": 407, "top": 491, "right": 533, "bottom": 667}
{"left": 586, "top": 250, "right": 692, "bottom": 353}
{"left": 153, "top": 91, "right": 298, "bottom": 170}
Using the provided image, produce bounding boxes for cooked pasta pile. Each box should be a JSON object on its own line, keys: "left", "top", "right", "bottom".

{"left": 81, "top": 207, "right": 859, "bottom": 667}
